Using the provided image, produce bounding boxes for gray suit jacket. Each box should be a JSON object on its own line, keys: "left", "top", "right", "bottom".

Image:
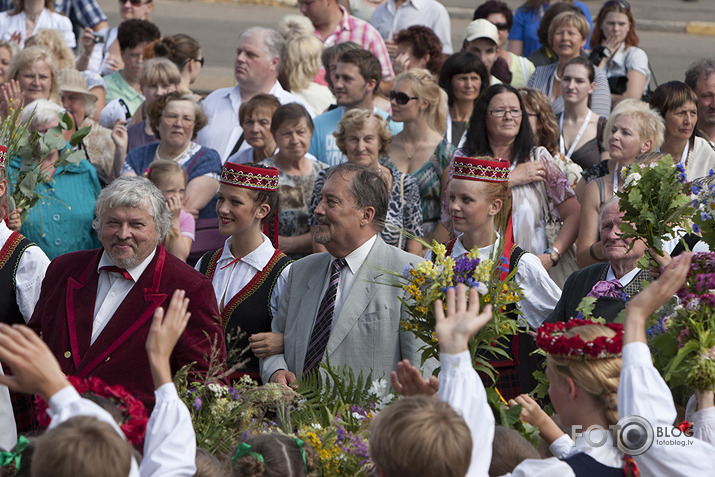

{"left": 260, "top": 237, "right": 429, "bottom": 382}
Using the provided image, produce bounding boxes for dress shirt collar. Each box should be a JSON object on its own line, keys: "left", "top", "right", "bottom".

{"left": 217, "top": 234, "right": 275, "bottom": 271}
{"left": 97, "top": 248, "right": 156, "bottom": 282}
{"left": 388, "top": 0, "right": 422, "bottom": 12}
{"left": 453, "top": 233, "right": 500, "bottom": 259}
{"left": 606, "top": 265, "right": 640, "bottom": 286}
{"left": 0, "top": 220, "right": 11, "bottom": 241}
{"left": 337, "top": 234, "right": 377, "bottom": 275}
{"left": 229, "top": 81, "right": 284, "bottom": 107}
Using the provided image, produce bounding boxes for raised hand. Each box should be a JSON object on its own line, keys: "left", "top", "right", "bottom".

{"left": 146, "top": 289, "right": 191, "bottom": 388}
{"left": 390, "top": 358, "right": 439, "bottom": 397}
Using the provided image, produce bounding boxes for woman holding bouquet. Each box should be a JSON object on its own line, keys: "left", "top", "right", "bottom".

{"left": 438, "top": 155, "right": 560, "bottom": 399}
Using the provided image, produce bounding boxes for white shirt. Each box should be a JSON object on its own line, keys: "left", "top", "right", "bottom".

{"left": 439, "top": 350, "right": 494, "bottom": 477}
{"left": 619, "top": 342, "right": 715, "bottom": 476}
{"left": 0, "top": 365, "right": 15, "bottom": 451}
{"left": 449, "top": 235, "right": 561, "bottom": 330}
{"left": 315, "top": 235, "right": 377, "bottom": 326}
{"left": 506, "top": 433, "right": 624, "bottom": 476}
{"left": 196, "top": 81, "right": 314, "bottom": 164}
{"left": 0, "top": 221, "right": 50, "bottom": 322}
{"left": 370, "top": 0, "right": 453, "bottom": 54}
{"left": 605, "top": 265, "right": 639, "bottom": 285}
{"left": 92, "top": 250, "right": 156, "bottom": 344}
{"left": 48, "top": 383, "right": 196, "bottom": 477}
{"left": 194, "top": 235, "right": 291, "bottom": 316}
{"left": 0, "top": 9, "right": 76, "bottom": 48}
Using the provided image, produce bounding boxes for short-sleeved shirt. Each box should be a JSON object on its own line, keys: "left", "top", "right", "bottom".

{"left": 122, "top": 142, "right": 222, "bottom": 219}
{"left": 605, "top": 45, "right": 650, "bottom": 96}
{"left": 508, "top": 1, "right": 593, "bottom": 57}
{"left": 369, "top": 0, "right": 453, "bottom": 54}
{"left": 104, "top": 71, "right": 144, "bottom": 116}
{"left": 317, "top": 5, "right": 395, "bottom": 80}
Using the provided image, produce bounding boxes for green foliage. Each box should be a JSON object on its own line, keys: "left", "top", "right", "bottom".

{"left": 486, "top": 388, "right": 540, "bottom": 448}
{"left": 615, "top": 156, "right": 695, "bottom": 270}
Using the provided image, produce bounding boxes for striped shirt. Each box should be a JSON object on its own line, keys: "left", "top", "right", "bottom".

{"left": 527, "top": 62, "right": 612, "bottom": 118}
{"left": 316, "top": 6, "right": 395, "bottom": 80}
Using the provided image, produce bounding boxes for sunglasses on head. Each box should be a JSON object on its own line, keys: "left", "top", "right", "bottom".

{"left": 119, "top": 0, "right": 150, "bottom": 5}
{"left": 602, "top": 0, "right": 630, "bottom": 11}
{"left": 389, "top": 90, "right": 419, "bottom": 105}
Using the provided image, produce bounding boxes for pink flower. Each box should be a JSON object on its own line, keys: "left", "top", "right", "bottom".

{"left": 677, "top": 327, "right": 691, "bottom": 348}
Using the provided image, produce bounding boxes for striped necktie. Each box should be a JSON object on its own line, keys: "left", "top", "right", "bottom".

{"left": 303, "top": 258, "right": 347, "bottom": 375}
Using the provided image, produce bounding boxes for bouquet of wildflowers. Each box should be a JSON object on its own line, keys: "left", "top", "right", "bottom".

{"left": 691, "top": 171, "right": 715, "bottom": 248}
{"left": 394, "top": 239, "right": 523, "bottom": 382}
{"left": 616, "top": 155, "right": 695, "bottom": 270}
{"left": 647, "top": 252, "right": 715, "bottom": 392}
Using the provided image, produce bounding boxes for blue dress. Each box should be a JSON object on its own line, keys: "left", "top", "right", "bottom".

{"left": 8, "top": 156, "right": 101, "bottom": 260}
{"left": 122, "top": 142, "right": 222, "bottom": 219}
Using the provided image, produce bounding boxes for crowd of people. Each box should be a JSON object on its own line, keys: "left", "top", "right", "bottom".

{"left": 1, "top": 0, "right": 715, "bottom": 475}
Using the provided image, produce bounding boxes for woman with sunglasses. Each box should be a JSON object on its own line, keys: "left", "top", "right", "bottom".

{"left": 76, "top": 0, "right": 153, "bottom": 75}
{"left": 387, "top": 68, "right": 450, "bottom": 242}
{"left": 590, "top": 0, "right": 650, "bottom": 103}
{"left": 461, "top": 83, "right": 580, "bottom": 274}
{"left": 473, "top": 1, "right": 535, "bottom": 88}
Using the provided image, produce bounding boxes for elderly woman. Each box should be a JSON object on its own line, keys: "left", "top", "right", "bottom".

{"left": 439, "top": 52, "right": 490, "bottom": 148}
{"left": 1, "top": 46, "right": 59, "bottom": 117}
{"left": 590, "top": 0, "right": 650, "bottom": 102}
{"left": 260, "top": 103, "right": 327, "bottom": 259}
{"left": 0, "top": 0, "right": 74, "bottom": 48}
{"left": 308, "top": 109, "right": 424, "bottom": 254}
{"left": 7, "top": 99, "right": 101, "bottom": 259}
{"left": 393, "top": 25, "right": 445, "bottom": 77}
{"left": 227, "top": 93, "right": 281, "bottom": 165}
{"left": 281, "top": 34, "right": 335, "bottom": 116}
{"left": 576, "top": 99, "right": 664, "bottom": 268}
{"left": 58, "top": 69, "right": 115, "bottom": 184}
{"left": 461, "top": 83, "right": 580, "bottom": 276}
{"left": 121, "top": 91, "right": 221, "bottom": 220}
{"left": 527, "top": 11, "right": 611, "bottom": 117}
{"left": 650, "top": 81, "right": 715, "bottom": 182}
{"left": 388, "top": 68, "right": 450, "bottom": 241}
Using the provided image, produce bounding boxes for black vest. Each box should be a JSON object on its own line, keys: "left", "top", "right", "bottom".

{"left": 0, "top": 231, "right": 35, "bottom": 325}
{"left": 563, "top": 452, "right": 624, "bottom": 477}
{"left": 199, "top": 248, "right": 292, "bottom": 379}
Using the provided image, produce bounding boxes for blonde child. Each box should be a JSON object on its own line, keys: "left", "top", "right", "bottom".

{"left": 145, "top": 159, "right": 195, "bottom": 262}
{"left": 195, "top": 163, "right": 291, "bottom": 382}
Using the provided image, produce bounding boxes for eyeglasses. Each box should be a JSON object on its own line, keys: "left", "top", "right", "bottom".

{"left": 389, "top": 90, "right": 419, "bottom": 105}
{"left": 489, "top": 109, "right": 522, "bottom": 118}
{"left": 602, "top": 0, "right": 630, "bottom": 11}
{"left": 492, "top": 22, "right": 510, "bottom": 31}
{"left": 193, "top": 57, "right": 205, "bottom": 67}
{"left": 118, "top": 0, "right": 151, "bottom": 5}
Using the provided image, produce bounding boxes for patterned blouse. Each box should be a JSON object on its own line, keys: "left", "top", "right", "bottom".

{"left": 308, "top": 164, "right": 424, "bottom": 250}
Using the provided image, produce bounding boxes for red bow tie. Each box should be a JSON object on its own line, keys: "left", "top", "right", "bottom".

{"left": 99, "top": 265, "right": 133, "bottom": 281}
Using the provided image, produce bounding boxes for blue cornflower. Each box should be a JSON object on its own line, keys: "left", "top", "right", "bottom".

{"left": 677, "top": 163, "right": 686, "bottom": 173}
{"left": 701, "top": 211, "right": 713, "bottom": 222}
{"left": 693, "top": 223, "right": 702, "bottom": 233}
{"left": 693, "top": 184, "right": 702, "bottom": 195}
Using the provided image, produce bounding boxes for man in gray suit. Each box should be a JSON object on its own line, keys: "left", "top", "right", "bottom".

{"left": 261, "top": 164, "right": 426, "bottom": 385}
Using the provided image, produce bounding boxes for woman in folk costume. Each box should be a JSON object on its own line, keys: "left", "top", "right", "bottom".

{"left": 195, "top": 163, "right": 292, "bottom": 382}
{"left": 435, "top": 155, "right": 560, "bottom": 399}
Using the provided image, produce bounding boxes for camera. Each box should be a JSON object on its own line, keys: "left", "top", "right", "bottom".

{"left": 92, "top": 33, "right": 105, "bottom": 44}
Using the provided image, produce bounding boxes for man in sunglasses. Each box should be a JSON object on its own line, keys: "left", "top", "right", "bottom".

{"left": 308, "top": 48, "right": 402, "bottom": 167}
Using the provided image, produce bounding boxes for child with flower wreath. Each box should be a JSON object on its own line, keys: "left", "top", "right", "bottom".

{"left": 0, "top": 289, "right": 198, "bottom": 477}
{"left": 194, "top": 162, "right": 292, "bottom": 383}
{"left": 436, "top": 155, "right": 561, "bottom": 399}
{"left": 504, "top": 318, "right": 629, "bottom": 476}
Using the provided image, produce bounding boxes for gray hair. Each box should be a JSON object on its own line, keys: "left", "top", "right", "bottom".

{"left": 599, "top": 195, "right": 620, "bottom": 227}
{"left": 92, "top": 176, "right": 171, "bottom": 240}
{"left": 685, "top": 58, "right": 715, "bottom": 90}
{"left": 20, "top": 99, "right": 63, "bottom": 130}
{"left": 239, "top": 27, "right": 286, "bottom": 70}
{"left": 324, "top": 163, "right": 389, "bottom": 232}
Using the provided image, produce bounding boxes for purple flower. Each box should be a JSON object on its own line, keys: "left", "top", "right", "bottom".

{"left": 693, "top": 184, "right": 702, "bottom": 195}
{"left": 403, "top": 264, "right": 412, "bottom": 279}
{"left": 193, "top": 396, "right": 202, "bottom": 411}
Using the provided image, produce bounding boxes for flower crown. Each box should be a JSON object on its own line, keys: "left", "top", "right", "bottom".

{"left": 536, "top": 319, "right": 624, "bottom": 360}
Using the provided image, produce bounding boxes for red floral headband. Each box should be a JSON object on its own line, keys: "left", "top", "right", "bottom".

{"left": 0, "top": 145, "right": 6, "bottom": 169}
{"left": 536, "top": 319, "right": 624, "bottom": 359}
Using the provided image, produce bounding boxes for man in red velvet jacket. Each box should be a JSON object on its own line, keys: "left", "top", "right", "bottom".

{"left": 29, "top": 176, "right": 226, "bottom": 410}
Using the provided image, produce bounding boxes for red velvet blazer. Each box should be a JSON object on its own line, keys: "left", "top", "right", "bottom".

{"left": 29, "top": 246, "right": 226, "bottom": 408}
